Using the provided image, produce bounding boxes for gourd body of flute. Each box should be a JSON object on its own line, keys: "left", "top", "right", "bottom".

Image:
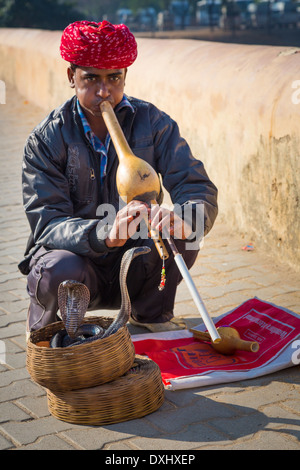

{"left": 190, "top": 327, "right": 260, "bottom": 355}
{"left": 117, "top": 152, "right": 160, "bottom": 203}
{"left": 212, "top": 327, "right": 259, "bottom": 355}
{"left": 100, "top": 100, "right": 160, "bottom": 203}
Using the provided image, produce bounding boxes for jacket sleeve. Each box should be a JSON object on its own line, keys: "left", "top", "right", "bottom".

{"left": 151, "top": 108, "right": 218, "bottom": 238}
{"left": 22, "top": 130, "right": 111, "bottom": 258}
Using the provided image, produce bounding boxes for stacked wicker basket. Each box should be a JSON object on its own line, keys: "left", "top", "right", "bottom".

{"left": 26, "top": 316, "right": 165, "bottom": 425}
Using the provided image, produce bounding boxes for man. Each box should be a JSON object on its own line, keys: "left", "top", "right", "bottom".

{"left": 19, "top": 20, "right": 218, "bottom": 336}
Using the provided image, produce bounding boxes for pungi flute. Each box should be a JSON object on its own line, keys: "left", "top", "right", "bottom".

{"left": 100, "top": 100, "right": 221, "bottom": 343}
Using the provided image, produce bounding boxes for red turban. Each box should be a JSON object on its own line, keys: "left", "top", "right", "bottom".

{"left": 60, "top": 20, "right": 137, "bottom": 69}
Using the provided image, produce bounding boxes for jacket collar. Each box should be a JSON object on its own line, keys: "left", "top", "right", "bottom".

{"left": 70, "top": 94, "right": 137, "bottom": 143}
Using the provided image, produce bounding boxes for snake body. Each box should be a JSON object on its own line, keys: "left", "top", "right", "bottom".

{"left": 50, "top": 246, "right": 150, "bottom": 348}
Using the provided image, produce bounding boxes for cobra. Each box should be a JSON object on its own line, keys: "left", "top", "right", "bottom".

{"left": 50, "top": 246, "right": 150, "bottom": 348}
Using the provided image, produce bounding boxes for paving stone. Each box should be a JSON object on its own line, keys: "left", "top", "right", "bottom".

{"left": 145, "top": 398, "right": 235, "bottom": 433}
{"left": 0, "top": 322, "right": 26, "bottom": 339}
{"left": 262, "top": 403, "right": 300, "bottom": 439}
{"left": 0, "top": 416, "right": 74, "bottom": 446}
{"left": 212, "top": 382, "right": 298, "bottom": 409}
{"left": 210, "top": 412, "right": 271, "bottom": 440}
{"left": 131, "top": 422, "right": 228, "bottom": 450}
{"left": 9, "top": 290, "right": 28, "bottom": 301}
{"left": 0, "top": 368, "right": 29, "bottom": 387}
{"left": 2, "top": 342, "right": 27, "bottom": 369}
{"left": 0, "top": 379, "right": 45, "bottom": 403}
{"left": 62, "top": 418, "right": 161, "bottom": 450}
{"left": 0, "top": 300, "right": 28, "bottom": 313}
{"left": 196, "top": 430, "right": 300, "bottom": 450}
{"left": 14, "top": 434, "right": 78, "bottom": 450}
{"left": 104, "top": 439, "right": 139, "bottom": 451}
{"left": 0, "top": 264, "right": 25, "bottom": 274}
{"left": 284, "top": 398, "right": 300, "bottom": 415}
{"left": 0, "top": 312, "right": 27, "bottom": 326}
{"left": 16, "top": 396, "right": 51, "bottom": 419}
{"left": 0, "top": 291, "right": 22, "bottom": 302}
{"left": 230, "top": 431, "right": 300, "bottom": 450}
{"left": 0, "top": 432, "right": 14, "bottom": 450}
{"left": 0, "top": 402, "right": 31, "bottom": 423}
{"left": 0, "top": 272, "right": 24, "bottom": 283}
{"left": 0, "top": 280, "right": 26, "bottom": 292}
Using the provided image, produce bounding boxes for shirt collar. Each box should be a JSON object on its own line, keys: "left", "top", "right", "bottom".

{"left": 115, "top": 95, "right": 134, "bottom": 114}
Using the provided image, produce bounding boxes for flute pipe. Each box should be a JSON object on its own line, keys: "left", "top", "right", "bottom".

{"left": 100, "top": 101, "right": 169, "bottom": 260}
{"left": 173, "top": 253, "right": 221, "bottom": 343}
{"left": 189, "top": 328, "right": 211, "bottom": 341}
{"left": 148, "top": 199, "right": 169, "bottom": 259}
{"left": 100, "top": 101, "right": 132, "bottom": 157}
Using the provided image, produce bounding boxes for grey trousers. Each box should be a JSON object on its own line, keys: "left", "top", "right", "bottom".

{"left": 26, "top": 237, "right": 199, "bottom": 332}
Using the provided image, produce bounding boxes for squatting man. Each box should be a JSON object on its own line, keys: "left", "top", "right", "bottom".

{"left": 19, "top": 20, "right": 218, "bottom": 338}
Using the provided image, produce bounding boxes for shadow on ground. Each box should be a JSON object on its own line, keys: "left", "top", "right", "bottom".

{"left": 99, "top": 367, "right": 300, "bottom": 449}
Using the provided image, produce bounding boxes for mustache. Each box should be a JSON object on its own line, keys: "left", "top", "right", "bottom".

{"left": 95, "top": 99, "right": 114, "bottom": 107}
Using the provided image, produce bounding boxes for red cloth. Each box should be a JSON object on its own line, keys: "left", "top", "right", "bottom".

{"left": 133, "top": 298, "right": 300, "bottom": 388}
{"left": 60, "top": 20, "right": 137, "bottom": 69}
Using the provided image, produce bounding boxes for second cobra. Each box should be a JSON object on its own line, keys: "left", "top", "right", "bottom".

{"left": 50, "top": 246, "right": 150, "bottom": 348}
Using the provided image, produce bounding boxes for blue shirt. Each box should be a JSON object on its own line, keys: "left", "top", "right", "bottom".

{"left": 77, "top": 96, "right": 134, "bottom": 184}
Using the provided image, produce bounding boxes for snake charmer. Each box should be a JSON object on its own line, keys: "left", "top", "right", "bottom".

{"left": 19, "top": 20, "right": 218, "bottom": 338}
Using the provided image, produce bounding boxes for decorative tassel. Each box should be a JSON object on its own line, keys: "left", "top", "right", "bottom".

{"left": 158, "top": 266, "right": 166, "bottom": 291}
{"left": 158, "top": 252, "right": 166, "bottom": 291}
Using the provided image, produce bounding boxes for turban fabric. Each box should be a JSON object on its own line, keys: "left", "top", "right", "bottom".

{"left": 60, "top": 20, "right": 137, "bottom": 69}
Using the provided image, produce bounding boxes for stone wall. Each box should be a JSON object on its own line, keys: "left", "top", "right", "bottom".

{"left": 0, "top": 28, "right": 299, "bottom": 271}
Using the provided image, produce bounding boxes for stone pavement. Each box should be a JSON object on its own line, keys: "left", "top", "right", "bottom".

{"left": 0, "top": 88, "right": 299, "bottom": 451}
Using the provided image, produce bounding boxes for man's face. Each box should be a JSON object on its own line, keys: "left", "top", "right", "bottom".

{"left": 68, "top": 66, "right": 127, "bottom": 118}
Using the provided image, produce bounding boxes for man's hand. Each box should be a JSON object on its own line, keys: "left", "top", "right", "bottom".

{"left": 105, "top": 200, "right": 149, "bottom": 248}
{"left": 149, "top": 204, "right": 193, "bottom": 240}
{"left": 105, "top": 201, "right": 193, "bottom": 248}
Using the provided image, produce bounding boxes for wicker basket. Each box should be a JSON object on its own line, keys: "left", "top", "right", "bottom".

{"left": 46, "top": 356, "right": 165, "bottom": 425}
{"left": 26, "top": 316, "right": 135, "bottom": 391}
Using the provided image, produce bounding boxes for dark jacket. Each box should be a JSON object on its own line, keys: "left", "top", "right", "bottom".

{"left": 19, "top": 95, "right": 218, "bottom": 274}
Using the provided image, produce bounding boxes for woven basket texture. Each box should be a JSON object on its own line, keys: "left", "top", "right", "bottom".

{"left": 26, "top": 316, "right": 135, "bottom": 391}
{"left": 46, "top": 356, "right": 165, "bottom": 425}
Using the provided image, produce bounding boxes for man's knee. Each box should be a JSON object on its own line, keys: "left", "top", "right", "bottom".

{"left": 26, "top": 250, "right": 92, "bottom": 332}
{"left": 43, "top": 250, "right": 85, "bottom": 279}
{"left": 28, "top": 249, "right": 86, "bottom": 296}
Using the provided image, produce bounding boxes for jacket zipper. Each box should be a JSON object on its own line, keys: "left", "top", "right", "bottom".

{"left": 90, "top": 168, "right": 95, "bottom": 180}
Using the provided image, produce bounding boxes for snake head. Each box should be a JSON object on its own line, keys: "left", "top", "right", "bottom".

{"left": 58, "top": 280, "right": 90, "bottom": 338}
{"left": 131, "top": 246, "right": 151, "bottom": 259}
